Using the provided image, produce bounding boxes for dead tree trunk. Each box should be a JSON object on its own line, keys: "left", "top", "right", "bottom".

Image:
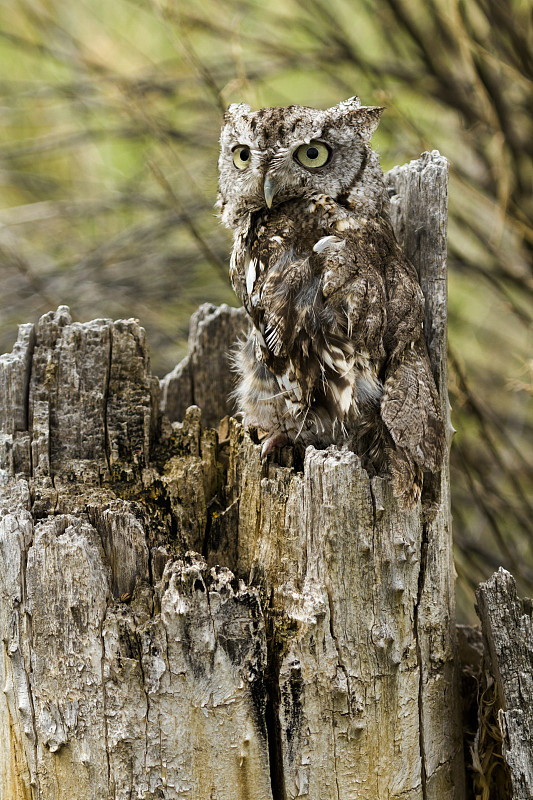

{"left": 0, "top": 152, "right": 465, "bottom": 800}
{"left": 476, "top": 569, "right": 533, "bottom": 799}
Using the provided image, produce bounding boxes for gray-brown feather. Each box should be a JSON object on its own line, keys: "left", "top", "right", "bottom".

{"left": 218, "top": 97, "right": 445, "bottom": 510}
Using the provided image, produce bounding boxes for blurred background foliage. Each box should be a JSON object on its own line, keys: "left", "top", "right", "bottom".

{"left": 0, "top": 0, "right": 532, "bottom": 621}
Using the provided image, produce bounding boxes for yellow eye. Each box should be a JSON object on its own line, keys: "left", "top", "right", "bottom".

{"left": 295, "top": 140, "right": 330, "bottom": 169}
{"left": 232, "top": 145, "right": 251, "bottom": 170}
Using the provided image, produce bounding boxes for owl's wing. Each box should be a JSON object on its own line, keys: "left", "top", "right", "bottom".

{"left": 326, "top": 237, "right": 445, "bottom": 491}
{"left": 375, "top": 245, "right": 445, "bottom": 471}
{"left": 380, "top": 342, "right": 445, "bottom": 473}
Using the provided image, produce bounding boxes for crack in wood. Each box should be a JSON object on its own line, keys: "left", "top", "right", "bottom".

{"left": 264, "top": 591, "right": 288, "bottom": 800}
{"left": 415, "top": 522, "right": 430, "bottom": 800}
{"left": 100, "top": 603, "right": 112, "bottom": 794}
{"left": 103, "top": 324, "right": 113, "bottom": 477}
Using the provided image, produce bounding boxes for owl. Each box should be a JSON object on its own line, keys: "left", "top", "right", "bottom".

{"left": 217, "top": 97, "right": 445, "bottom": 510}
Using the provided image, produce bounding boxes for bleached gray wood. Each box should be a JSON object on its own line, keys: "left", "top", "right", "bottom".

{"left": 387, "top": 151, "right": 449, "bottom": 401}
{"left": 0, "top": 152, "right": 465, "bottom": 800}
{"left": 160, "top": 303, "right": 248, "bottom": 427}
{"left": 476, "top": 568, "right": 533, "bottom": 799}
{"left": 386, "top": 151, "right": 463, "bottom": 797}
{"left": 0, "top": 310, "right": 271, "bottom": 800}
{"left": 223, "top": 428, "right": 429, "bottom": 798}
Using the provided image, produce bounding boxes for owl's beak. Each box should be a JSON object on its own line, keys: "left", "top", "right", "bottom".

{"left": 263, "top": 173, "right": 279, "bottom": 209}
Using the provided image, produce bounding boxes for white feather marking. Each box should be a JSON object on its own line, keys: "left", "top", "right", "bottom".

{"left": 345, "top": 308, "right": 353, "bottom": 337}
{"left": 319, "top": 341, "right": 356, "bottom": 378}
{"left": 274, "top": 369, "right": 303, "bottom": 406}
{"left": 254, "top": 328, "right": 266, "bottom": 348}
{"left": 246, "top": 258, "right": 257, "bottom": 295}
{"left": 295, "top": 406, "right": 311, "bottom": 439}
{"left": 281, "top": 365, "right": 302, "bottom": 401}
{"left": 335, "top": 217, "right": 354, "bottom": 232}
{"left": 265, "top": 324, "right": 282, "bottom": 353}
{"left": 280, "top": 372, "right": 293, "bottom": 395}
{"left": 321, "top": 350, "right": 337, "bottom": 371}
{"left": 322, "top": 350, "right": 350, "bottom": 375}
{"left": 313, "top": 235, "right": 343, "bottom": 254}
{"left": 329, "top": 379, "right": 354, "bottom": 415}
{"left": 283, "top": 397, "right": 301, "bottom": 414}
{"left": 338, "top": 384, "right": 353, "bottom": 415}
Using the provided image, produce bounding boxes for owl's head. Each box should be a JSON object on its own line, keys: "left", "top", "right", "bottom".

{"left": 217, "top": 96, "right": 384, "bottom": 228}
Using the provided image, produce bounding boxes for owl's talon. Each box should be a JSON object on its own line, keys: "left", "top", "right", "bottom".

{"left": 261, "top": 433, "right": 288, "bottom": 458}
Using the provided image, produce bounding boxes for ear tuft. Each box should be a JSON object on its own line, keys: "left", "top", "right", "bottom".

{"left": 356, "top": 106, "right": 385, "bottom": 141}
{"left": 329, "top": 98, "right": 385, "bottom": 142}
{"left": 224, "top": 103, "right": 251, "bottom": 122}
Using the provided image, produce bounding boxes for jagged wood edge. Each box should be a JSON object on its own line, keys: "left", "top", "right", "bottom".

{"left": 476, "top": 568, "right": 533, "bottom": 800}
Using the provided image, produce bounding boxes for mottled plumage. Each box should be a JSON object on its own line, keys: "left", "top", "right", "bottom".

{"left": 217, "top": 97, "right": 445, "bottom": 509}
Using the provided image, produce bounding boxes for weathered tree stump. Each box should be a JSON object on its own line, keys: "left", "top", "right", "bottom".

{"left": 0, "top": 152, "right": 466, "bottom": 800}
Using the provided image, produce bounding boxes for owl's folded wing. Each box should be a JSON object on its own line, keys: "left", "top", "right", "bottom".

{"left": 380, "top": 343, "right": 445, "bottom": 472}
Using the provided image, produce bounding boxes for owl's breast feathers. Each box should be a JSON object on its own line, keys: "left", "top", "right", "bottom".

{"left": 230, "top": 196, "right": 445, "bottom": 498}
{"left": 234, "top": 202, "right": 388, "bottom": 408}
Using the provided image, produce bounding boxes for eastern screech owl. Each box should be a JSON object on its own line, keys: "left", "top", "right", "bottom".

{"left": 217, "top": 97, "right": 445, "bottom": 510}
